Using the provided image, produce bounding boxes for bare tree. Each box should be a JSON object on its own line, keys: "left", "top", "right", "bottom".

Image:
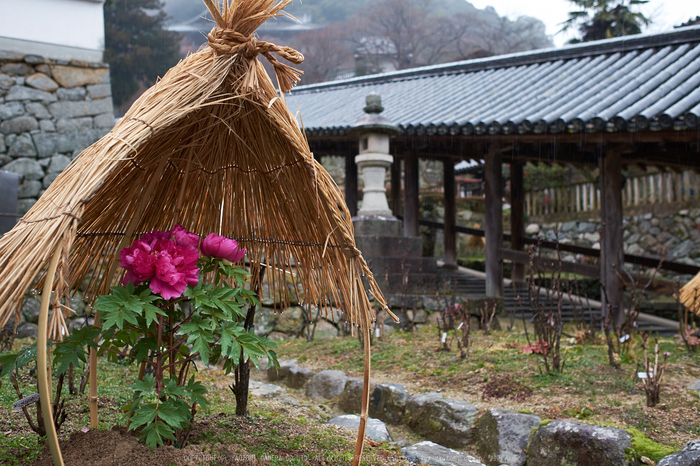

{"left": 291, "top": 26, "right": 353, "bottom": 84}
{"left": 348, "top": 0, "right": 465, "bottom": 72}
{"left": 453, "top": 12, "right": 553, "bottom": 59}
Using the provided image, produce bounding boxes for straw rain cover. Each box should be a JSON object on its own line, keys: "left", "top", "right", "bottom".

{"left": 0, "top": 0, "right": 394, "bottom": 354}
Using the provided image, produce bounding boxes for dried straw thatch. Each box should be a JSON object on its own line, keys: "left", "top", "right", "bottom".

{"left": 0, "top": 0, "right": 395, "bottom": 463}
{"left": 680, "top": 275, "right": 700, "bottom": 315}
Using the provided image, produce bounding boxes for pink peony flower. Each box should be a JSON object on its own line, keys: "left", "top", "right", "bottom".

{"left": 171, "top": 225, "right": 201, "bottom": 248}
{"left": 120, "top": 228, "right": 200, "bottom": 300}
{"left": 148, "top": 239, "right": 200, "bottom": 300}
{"left": 201, "top": 233, "right": 246, "bottom": 263}
{"left": 119, "top": 240, "right": 157, "bottom": 285}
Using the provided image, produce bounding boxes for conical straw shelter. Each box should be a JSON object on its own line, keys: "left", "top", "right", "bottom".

{"left": 0, "top": 1, "right": 395, "bottom": 464}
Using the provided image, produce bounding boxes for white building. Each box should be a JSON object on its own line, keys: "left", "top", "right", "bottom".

{"left": 0, "top": 0, "right": 106, "bottom": 62}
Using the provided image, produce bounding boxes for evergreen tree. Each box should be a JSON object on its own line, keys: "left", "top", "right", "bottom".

{"left": 104, "top": 0, "right": 181, "bottom": 108}
{"left": 561, "top": 0, "right": 651, "bottom": 43}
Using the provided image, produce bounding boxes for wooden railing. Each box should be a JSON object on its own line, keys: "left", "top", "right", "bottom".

{"left": 526, "top": 170, "right": 700, "bottom": 219}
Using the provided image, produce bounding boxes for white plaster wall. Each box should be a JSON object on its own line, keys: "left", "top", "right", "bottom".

{"left": 0, "top": 0, "right": 105, "bottom": 60}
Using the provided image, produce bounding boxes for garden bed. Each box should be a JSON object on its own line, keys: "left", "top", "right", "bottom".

{"left": 0, "top": 346, "right": 406, "bottom": 466}
{"left": 275, "top": 320, "right": 700, "bottom": 451}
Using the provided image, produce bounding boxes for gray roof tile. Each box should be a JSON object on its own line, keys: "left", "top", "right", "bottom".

{"left": 288, "top": 26, "right": 700, "bottom": 136}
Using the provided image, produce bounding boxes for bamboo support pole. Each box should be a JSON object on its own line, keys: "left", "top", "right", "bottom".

{"left": 352, "top": 305, "right": 371, "bottom": 466}
{"left": 37, "top": 243, "right": 65, "bottom": 466}
{"left": 89, "top": 157, "right": 169, "bottom": 427}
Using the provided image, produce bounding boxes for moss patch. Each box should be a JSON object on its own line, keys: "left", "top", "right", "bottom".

{"left": 626, "top": 428, "right": 676, "bottom": 462}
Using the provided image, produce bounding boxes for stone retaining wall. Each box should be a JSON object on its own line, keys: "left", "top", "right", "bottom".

{"left": 526, "top": 209, "right": 700, "bottom": 276}
{"left": 0, "top": 50, "right": 114, "bottom": 216}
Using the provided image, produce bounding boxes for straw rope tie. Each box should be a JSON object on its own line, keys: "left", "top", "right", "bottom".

{"left": 18, "top": 209, "right": 82, "bottom": 225}
{"left": 207, "top": 27, "right": 304, "bottom": 92}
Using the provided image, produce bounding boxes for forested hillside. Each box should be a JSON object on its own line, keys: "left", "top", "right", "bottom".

{"left": 162, "top": 0, "right": 553, "bottom": 83}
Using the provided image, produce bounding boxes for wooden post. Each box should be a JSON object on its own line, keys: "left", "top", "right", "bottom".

{"left": 510, "top": 161, "right": 525, "bottom": 284}
{"left": 600, "top": 148, "right": 624, "bottom": 327}
{"left": 403, "top": 149, "right": 419, "bottom": 237}
{"left": 37, "top": 243, "right": 65, "bottom": 466}
{"left": 345, "top": 148, "right": 358, "bottom": 217}
{"left": 443, "top": 157, "right": 456, "bottom": 268}
{"left": 233, "top": 264, "right": 265, "bottom": 416}
{"left": 484, "top": 144, "right": 503, "bottom": 297}
{"left": 391, "top": 155, "right": 401, "bottom": 216}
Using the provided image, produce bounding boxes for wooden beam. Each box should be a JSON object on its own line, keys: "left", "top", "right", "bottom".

{"left": 443, "top": 157, "right": 456, "bottom": 268}
{"left": 391, "top": 155, "right": 401, "bottom": 216}
{"left": 510, "top": 161, "right": 525, "bottom": 283}
{"left": 403, "top": 149, "right": 420, "bottom": 237}
{"left": 345, "top": 148, "right": 358, "bottom": 217}
{"left": 600, "top": 147, "right": 625, "bottom": 326}
{"left": 484, "top": 144, "right": 503, "bottom": 297}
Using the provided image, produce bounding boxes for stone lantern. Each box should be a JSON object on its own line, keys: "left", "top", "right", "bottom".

{"left": 348, "top": 93, "right": 400, "bottom": 217}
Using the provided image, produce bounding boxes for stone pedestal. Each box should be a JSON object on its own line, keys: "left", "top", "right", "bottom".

{"left": 356, "top": 152, "right": 392, "bottom": 216}
{"left": 354, "top": 216, "right": 439, "bottom": 294}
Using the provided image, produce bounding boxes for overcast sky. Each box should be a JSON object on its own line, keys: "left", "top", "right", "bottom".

{"left": 468, "top": 0, "right": 697, "bottom": 47}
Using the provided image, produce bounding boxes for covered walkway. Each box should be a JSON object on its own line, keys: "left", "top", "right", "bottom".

{"left": 288, "top": 26, "right": 700, "bottom": 325}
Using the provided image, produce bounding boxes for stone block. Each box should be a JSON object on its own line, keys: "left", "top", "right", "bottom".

{"left": 355, "top": 235, "right": 423, "bottom": 258}
{"left": 43, "top": 173, "right": 58, "bottom": 188}
{"left": 33, "top": 129, "right": 105, "bottom": 157}
{"left": 21, "top": 297, "right": 41, "bottom": 323}
{"left": 25, "top": 102, "right": 51, "bottom": 119}
{"left": 658, "top": 439, "right": 700, "bottom": 466}
{"left": 476, "top": 408, "right": 541, "bottom": 466}
{"left": 48, "top": 154, "right": 71, "bottom": 174}
{"left": 353, "top": 217, "right": 402, "bottom": 236}
{"left": 87, "top": 84, "right": 112, "bottom": 99}
{"left": 327, "top": 415, "right": 392, "bottom": 443}
{"left": 248, "top": 380, "right": 285, "bottom": 399}
{"left": 0, "top": 63, "right": 34, "bottom": 76}
{"left": 339, "top": 377, "right": 369, "bottom": 414}
{"left": 8, "top": 134, "right": 37, "bottom": 157}
{"left": 18, "top": 180, "right": 42, "bottom": 199}
{"left": 306, "top": 369, "right": 348, "bottom": 399}
{"left": 312, "top": 319, "right": 338, "bottom": 339}
{"left": 266, "top": 359, "right": 296, "bottom": 382}
{"left": 16, "top": 322, "right": 38, "bottom": 339}
{"left": 24, "top": 55, "right": 45, "bottom": 64}
{"left": 5, "top": 85, "right": 56, "bottom": 103}
{"left": 48, "top": 98, "right": 113, "bottom": 119}
{"left": 367, "top": 257, "right": 438, "bottom": 275}
{"left": 405, "top": 393, "right": 477, "bottom": 448}
{"left": 275, "top": 306, "right": 307, "bottom": 335}
{"left": 527, "top": 420, "right": 634, "bottom": 466}
{"left": 39, "top": 120, "right": 55, "bottom": 132}
{"left": 34, "top": 64, "right": 51, "bottom": 76}
{"left": 57, "top": 87, "right": 87, "bottom": 101}
{"left": 56, "top": 117, "right": 92, "bottom": 133}
{"left": 369, "top": 383, "right": 409, "bottom": 424}
{"left": 0, "top": 51, "right": 25, "bottom": 61}
{"left": 50, "top": 65, "right": 109, "bottom": 88}
{"left": 402, "top": 441, "right": 485, "bottom": 466}
{"left": 18, "top": 199, "right": 35, "bottom": 215}
{"left": 253, "top": 306, "right": 278, "bottom": 336}
{"left": 0, "top": 74, "right": 14, "bottom": 90}
{"left": 286, "top": 365, "right": 313, "bottom": 389}
{"left": 93, "top": 112, "right": 115, "bottom": 128}
{"left": 0, "top": 101, "right": 25, "bottom": 119}
{"left": 24, "top": 73, "right": 58, "bottom": 92}
{"left": 525, "top": 223, "right": 540, "bottom": 235}
{"left": 0, "top": 135, "right": 4, "bottom": 153}
{"left": 0, "top": 116, "right": 38, "bottom": 134}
